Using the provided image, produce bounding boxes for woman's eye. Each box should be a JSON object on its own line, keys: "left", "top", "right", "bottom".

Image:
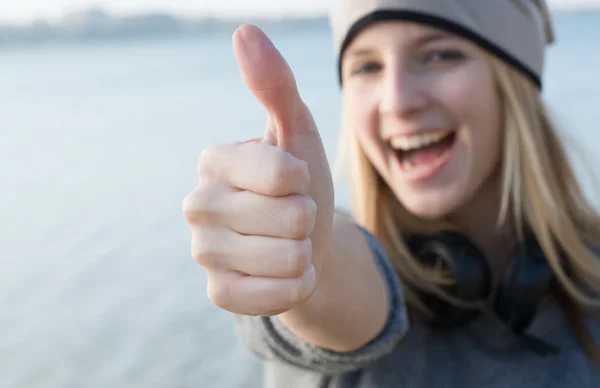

{"left": 422, "top": 49, "right": 465, "bottom": 64}
{"left": 352, "top": 61, "right": 382, "bottom": 75}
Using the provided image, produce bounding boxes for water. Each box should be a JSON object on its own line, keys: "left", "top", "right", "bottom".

{"left": 1, "top": 10, "right": 600, "bottom": 388}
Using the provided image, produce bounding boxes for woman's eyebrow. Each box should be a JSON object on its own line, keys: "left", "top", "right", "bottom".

{"left": 413, "top": 31, "right": 453, "bottom": 47}
{"left": 346, "top": 47, "right": 377, "bottom": 58}
{"left": 345, "top": 31, "right": 453, "bottom": 58}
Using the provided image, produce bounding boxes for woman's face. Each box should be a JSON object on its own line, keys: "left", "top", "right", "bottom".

{"left": 341, "top": 21, "right": 503, "bottom": 219}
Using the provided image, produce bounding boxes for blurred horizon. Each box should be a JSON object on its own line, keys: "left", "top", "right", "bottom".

{"left": 1, "top": 0, "right": 600, "bottom": 26}
{"left": 2, "top": 3, "right": 600, "bottom": 48}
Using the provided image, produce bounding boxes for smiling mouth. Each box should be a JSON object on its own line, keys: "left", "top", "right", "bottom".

{"left": 390, "top": 130, "right": 457, "bottom": 173}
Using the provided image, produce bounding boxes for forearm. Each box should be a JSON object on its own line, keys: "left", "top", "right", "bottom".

{"left": 278, "top": 211, "right": 390, "bottom": 352}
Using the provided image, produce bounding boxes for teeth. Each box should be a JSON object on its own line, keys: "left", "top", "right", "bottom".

{"left": 390, "top": 131, "right": 451, "bottom": 151}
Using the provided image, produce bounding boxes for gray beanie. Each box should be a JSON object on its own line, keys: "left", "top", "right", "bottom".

{"left": 329, "top": 0, "right": 555, "bottom": 88}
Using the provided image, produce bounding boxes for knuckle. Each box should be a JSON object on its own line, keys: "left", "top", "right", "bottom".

{"left": 197, "top": 146, "right": 218, "bottom": 176}
{"left": 197, "top": 143, "right": 232, "bottom": 178}
{"left": 194, "top": 181, "right": 216, "bottom": 211}
{"left": 285, "top": 238, "right": 312, "bottom": 277}
{"left": 287, "top": 197, "right": 317, "bottom": 238}
{"left": 182, "top": 191, "right": 196, "bottom": 218}
{"left": 191, "top": 233, "right": 221, "bottom": 268}
{"left": 207, "top": 278, "right": 234, "bottom": 311}
{"left": 183, "top": 181, "right": 221, "bottom": 223}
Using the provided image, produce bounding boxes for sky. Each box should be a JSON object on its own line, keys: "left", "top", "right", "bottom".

{"left": 0, "top": 0, "right": 599, "bottom": 25}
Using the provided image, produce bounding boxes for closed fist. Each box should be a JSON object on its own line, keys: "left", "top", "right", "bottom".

{"left": 183, "top": 24, "right": 334, "bottom": 317}
{"left": 183, "top": 141, "right": 317, "bottom": 316}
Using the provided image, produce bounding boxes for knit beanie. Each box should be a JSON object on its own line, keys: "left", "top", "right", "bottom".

{"left": 329, "top": 0, "right": 555, "bottom": 88}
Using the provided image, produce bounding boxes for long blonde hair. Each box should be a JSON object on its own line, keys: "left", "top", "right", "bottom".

{"left": 335, "top": 52, "right": 600, "bottom": 363}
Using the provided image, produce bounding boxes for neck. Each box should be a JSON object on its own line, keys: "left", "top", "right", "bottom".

{"left": 449, "top": 172, "right": 515, "bottom": 282}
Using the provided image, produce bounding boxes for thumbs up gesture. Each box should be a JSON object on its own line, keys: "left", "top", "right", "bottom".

{"left": 183, "top": 24, "right": 335, "bottom": 317}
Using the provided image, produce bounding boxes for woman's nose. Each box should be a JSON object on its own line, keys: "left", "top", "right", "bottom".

{"left": 378, "top": 65, "right": 429, "bottom": 118}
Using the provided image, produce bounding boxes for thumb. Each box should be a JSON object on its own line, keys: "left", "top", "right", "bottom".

{"left": 232, "top": 24, "right": 316, "bottom": 145}
{"left": 232, "top": 24, "right": 335, "bottom": 281}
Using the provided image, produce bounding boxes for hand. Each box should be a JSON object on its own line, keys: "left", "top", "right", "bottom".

{"left": 182, "top": 24, "right": 335, "bottom": 316}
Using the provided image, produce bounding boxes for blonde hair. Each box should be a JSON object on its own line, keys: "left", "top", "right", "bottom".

{"left": 335, "top": 52, "right": 600, "bottom": 363}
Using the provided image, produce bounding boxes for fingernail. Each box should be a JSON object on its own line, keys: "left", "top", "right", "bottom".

{"left": 244, "top": 136, "right": 263, "bottom": 143}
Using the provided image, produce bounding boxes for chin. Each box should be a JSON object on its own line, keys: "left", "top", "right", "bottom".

{"left": 404, "top": 202, "right": 454, "bottom": 220}
{"left": 394, "top": 189, "right": 462, "bottom": 221}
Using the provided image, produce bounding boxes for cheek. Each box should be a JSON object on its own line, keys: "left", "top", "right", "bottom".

{"left": 441, "top": 65, "right": 502, "bottom": 167}
{"left": 345, "top": 90, "right": 388, "bottom": 172}
{"left": 442, "top": 66, "right": 496, "bottom": 124}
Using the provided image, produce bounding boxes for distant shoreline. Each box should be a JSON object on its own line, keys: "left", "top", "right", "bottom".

{"left": 0, "top": 8, "right": 329, "bottom": 46}
{"left": 1, "top": 7, "right": 598, "bottom": 46}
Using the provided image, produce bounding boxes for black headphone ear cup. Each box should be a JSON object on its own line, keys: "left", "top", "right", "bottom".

{"left": 494, "top": 237, "right": 554, "bottom": 334}
{"left": 407, "top": 231, "right": 493, "bottom": 327}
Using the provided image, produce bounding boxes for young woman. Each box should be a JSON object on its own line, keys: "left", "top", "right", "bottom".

{"left": 183, "top": 0, "right": 600, "bottom": 386}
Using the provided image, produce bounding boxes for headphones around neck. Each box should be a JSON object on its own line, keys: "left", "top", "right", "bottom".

{"left": 405, "top": 231, "right": 558, "bottom": 355}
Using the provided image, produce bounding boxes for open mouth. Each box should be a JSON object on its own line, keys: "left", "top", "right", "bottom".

{"left": 390, "top": 130, "right": 457, "bottom": 174}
